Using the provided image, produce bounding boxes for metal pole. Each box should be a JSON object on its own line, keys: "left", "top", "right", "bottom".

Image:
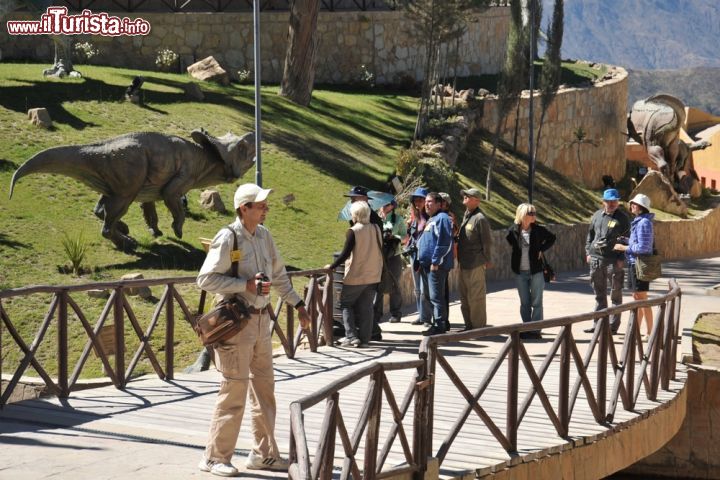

{"left": 253, "top": 0, "right": 263, "bottom": 187}
{"left": 528, "top": 0, "right": 535, "bottom": 204}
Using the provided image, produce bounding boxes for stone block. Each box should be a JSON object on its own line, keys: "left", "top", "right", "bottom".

{"left": 199, "top": 189, "right": 226, "bottom": 213}
{"left": 28, "top": 108, "right": 52, "bottom": 128}
{"left": 187, "top": 56, "right": 230, "bottom": 86}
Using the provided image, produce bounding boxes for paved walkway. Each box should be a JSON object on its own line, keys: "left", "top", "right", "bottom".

{"left": 0, "top": 257, "right": 718, "bottom": 479}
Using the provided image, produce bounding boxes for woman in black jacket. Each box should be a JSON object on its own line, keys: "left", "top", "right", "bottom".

{"left": 505, "top": 203, "right": 556, "bottom": 339}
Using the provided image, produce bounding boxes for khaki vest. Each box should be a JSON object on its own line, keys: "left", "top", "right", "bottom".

{"left": 344, "top": 223, "right": 383, "bottom": 285}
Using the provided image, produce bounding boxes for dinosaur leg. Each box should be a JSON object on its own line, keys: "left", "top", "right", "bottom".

{"left": 101, "top": 196, "right": 136, "bottom": 251}
{"left": 95, "top": 196, "right": 129, "bottom": 235}
{"left": 140, "top": 202, "right": 163, "bottom": 237}
{"left": 162, "top": 181, "right": 187, "bottom": 239}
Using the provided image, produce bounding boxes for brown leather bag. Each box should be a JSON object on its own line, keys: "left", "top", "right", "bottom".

{"left": 194, "top": 227, "right": 251, "bottom": 346}
{"left": 194, "top": 296, "right": 251, "bottom": 346}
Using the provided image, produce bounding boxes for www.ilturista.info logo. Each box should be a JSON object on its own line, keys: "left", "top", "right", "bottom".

{"left": 6, "top": 7, "right": 151, "bottom": 36}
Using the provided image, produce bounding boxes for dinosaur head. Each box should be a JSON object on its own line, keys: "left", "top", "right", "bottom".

{"left": 191, "top": 129, "right": 256, "bottom": 180}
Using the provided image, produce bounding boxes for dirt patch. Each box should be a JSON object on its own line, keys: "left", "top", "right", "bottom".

{"left": 692, "top": 312, "right": 720, "bottom": 367}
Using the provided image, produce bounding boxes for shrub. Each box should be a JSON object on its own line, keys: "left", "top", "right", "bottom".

{"left": 73, "top": 41, "right": 99, "bottom": 64}
{"left": 155, "top": 48, "right": 179, "bottom": 72}
{"left": 61, "top": 231, "right": 88, "bottom": 276}
{"left": 396, "top": 145, "right": 458, "bottom": 196}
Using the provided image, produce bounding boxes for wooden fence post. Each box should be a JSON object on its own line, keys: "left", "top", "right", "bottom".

{"left": 114, "top": 287, "right": 125, "bottom": 388}
{"left": 58, "top": 290, "right": 69, "bottom": 397}
{"left": 165, "top": 283, "right": 175, "bottom": 380}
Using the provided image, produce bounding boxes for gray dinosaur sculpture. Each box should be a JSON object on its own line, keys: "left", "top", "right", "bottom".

{"left": 627, "top": 94, "right": 710, "bottom": 195}
{"left": 9, "top": 129, "right": 255, "bottom": 250}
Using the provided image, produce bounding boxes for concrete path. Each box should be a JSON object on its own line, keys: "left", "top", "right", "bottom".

{"left": 0, "top": 257, "right": 717, "bottom": 479}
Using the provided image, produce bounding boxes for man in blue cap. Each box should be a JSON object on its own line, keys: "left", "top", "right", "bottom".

{"left": 584, "top": 188, "right": 630, "bottom": 334}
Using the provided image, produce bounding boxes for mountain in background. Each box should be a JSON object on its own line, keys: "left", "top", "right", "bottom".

{"left": 559, "top": 0, "right": 719, "bottom": 70}
{"left": 555, "top": 0, "right": 720, "bottom": 114}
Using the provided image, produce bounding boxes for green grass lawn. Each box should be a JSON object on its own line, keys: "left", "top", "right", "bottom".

{"left": 0, "top": 63, "right": 417, "bottom": 379}
{"left": 0, "top": 62, "right": 713, "bottom": 381}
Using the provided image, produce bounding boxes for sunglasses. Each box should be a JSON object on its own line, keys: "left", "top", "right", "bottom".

{"left": 527, "top": 211, "right": 536, "bottom": 216}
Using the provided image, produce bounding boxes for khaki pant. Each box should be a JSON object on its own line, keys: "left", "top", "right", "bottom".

{"left": 205, "top": 312, "right": 278, "bottom": 463}
{"left": 459, "top": 264, "right": 487, "bottom": 329}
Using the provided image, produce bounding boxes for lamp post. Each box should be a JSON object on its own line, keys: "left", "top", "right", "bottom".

{"left": 528, "top": 0, "right": 536, "bottom": 204}
{"left": 253, "top": 0, "right": 263, "bottom": 187}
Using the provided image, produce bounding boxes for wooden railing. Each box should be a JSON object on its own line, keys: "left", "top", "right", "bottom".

{"left": 289, "top": 280, "right": 683, "bottom": 479}
{"left": 289, "top": 359, "right": 428, "bottom": 480}
{"left": 0, "top": 269, "right": 334, "bottom": 407}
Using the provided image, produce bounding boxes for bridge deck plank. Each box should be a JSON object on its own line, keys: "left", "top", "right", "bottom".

{"left": 0, "top": 340, "right": 686, "bottom": 478}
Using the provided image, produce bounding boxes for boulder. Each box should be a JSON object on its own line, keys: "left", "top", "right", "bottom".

{"left": 187, "top": 56, "right": 229, "bottom": 86}
{"left": 120, "top": 272, "right": 152, "bottom": 298}
{"left": 28, "top": 108, "right": 52, "bottom": 128}
{"left": 184, "top": 82, "right": 204, "bottom": 101}
{"left": 199, "top": 189, "right": 226, "bottom": 213}
{"left": 87, "top": 289, "right": 110, "bottom": 299}
{"left": 631, "top": 170, "right": 688, "bottom": 217}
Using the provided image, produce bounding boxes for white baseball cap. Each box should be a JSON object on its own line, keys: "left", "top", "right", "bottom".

{"left": 233, "top": 183, "right": 272, "bottom": 209}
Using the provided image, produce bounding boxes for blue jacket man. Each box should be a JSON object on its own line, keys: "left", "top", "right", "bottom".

{"left": 417, "top": 192, "right": 454, "bottom": 335}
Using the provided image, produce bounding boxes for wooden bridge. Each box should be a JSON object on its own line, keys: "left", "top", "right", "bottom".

{"left": 0, "top": 272, "right": 691, "bottom": 479}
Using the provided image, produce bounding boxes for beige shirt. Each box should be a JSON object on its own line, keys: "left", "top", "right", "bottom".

{"left": 344, "top": 223, "right": 383, "bottom": 286}
{"left": 197, "top": 217, "right": 302, "bottom": 309}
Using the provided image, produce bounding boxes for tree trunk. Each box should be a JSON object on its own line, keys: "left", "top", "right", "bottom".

{"left": 279, "top": 0, "right": 320, "bottom": 106}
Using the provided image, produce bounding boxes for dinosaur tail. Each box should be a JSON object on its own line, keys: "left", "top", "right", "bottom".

{"left": 9, "top": 145, "right": 103, "bottom": 199}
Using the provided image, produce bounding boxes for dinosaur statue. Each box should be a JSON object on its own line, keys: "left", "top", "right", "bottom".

{"left": 627, "top": 94, "right": 710, "bottom": 195}
{"left": 9, "top": 129, "right": 255, "bottom": 250}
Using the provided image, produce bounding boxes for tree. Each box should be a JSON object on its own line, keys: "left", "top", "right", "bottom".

{"left": 401, "top": 0, "right": 491, "bottom": 140}
{"left": 279, "top": 0, "right": 321, "bottom": 106}
{"left": 485, "top": 0, "right": 527, "bottom": 200}
{"left": 535, "top": 0, "right": 564, "bottom": 157}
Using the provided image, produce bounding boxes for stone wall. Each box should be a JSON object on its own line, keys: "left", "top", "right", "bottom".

{"left": 0, "top": 9, "right": 510, "bottom": 84}
{"left": 473, "top": 67, "right": 629, "bottom": 189}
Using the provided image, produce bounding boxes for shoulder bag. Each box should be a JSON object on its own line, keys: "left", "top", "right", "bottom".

{"left": 540, "top": 253, "right": 556, "bottom": 283}
{"left": 194, "top": 227, "right": 252, "bottom": 346}
{"left": 635, "top": 246, "right": 662, "bottom": 282}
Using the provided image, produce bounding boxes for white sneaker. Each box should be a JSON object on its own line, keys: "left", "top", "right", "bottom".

{"left": 245, "top": 451, "right": 290, "bottom": 471}
{"left": 198, "top": 457, "right": 239, "bottom": 477}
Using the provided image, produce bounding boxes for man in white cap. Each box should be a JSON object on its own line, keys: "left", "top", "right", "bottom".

{"left": 197, "top": 183, "right": 310, "bottom": 477}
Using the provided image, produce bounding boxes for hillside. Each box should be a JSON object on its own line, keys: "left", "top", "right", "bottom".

{"left": 627, "top": 67, "right": 720, "bottom": 115}
{"left": 559, "top": 0, "right": 720, "bottom": 70}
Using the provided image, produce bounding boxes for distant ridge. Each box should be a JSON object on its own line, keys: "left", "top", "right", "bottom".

{"left": 627, "top": 67, "right": 720, "bottom": 116}
{"left": 559, "top": 0, "right": 719, "bottom": 70}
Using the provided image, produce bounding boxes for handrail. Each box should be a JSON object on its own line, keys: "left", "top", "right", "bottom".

{"left": 289, "top": 280, "right": 683, "bottom": 478}
{"left": 0, "top": 268, "right": 335, "bottom": 407}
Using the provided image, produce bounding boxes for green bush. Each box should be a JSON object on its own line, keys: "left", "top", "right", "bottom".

{"left": 61, "top": 231, "right": 88, "bottom": 276}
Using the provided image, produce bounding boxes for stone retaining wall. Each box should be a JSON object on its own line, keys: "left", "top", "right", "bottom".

{"left": 0, "top": 9, "right": 510, "bottom": 84}
{"left": 472, "top": 67, "right": 629, "bottom": 189}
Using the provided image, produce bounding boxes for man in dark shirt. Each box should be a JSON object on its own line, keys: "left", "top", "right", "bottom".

{"left": 457, "top": 188, "right": 493, "bottom": 330}
{"left": 584, "top": 188, "right": 631, "bottom": 334}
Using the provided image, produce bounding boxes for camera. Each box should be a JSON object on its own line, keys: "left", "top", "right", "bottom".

{"left": 401, "top": 244, "right": 417, "bottom": 258}
{"left": 255, "top": 272, "right": 270, "bottom": 293}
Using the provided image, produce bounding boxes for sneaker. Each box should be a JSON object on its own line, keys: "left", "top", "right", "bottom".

{"left": 245, "top": 452, "right": 290, "bottom": 471}
{"left": 357, "top": 342, "right": 370, "bottom": 348}
{"left": 389, "top": 316, "right": 401, "bottom": 323}
{"left": 410, "top": 319, "right": 424, "bottom": 325}
{"left": 198, "top": 457, "right": 239, "bottom": 477}
{"left": 422, "top": 326, "right": 443, "bottom": 336}
{"left": 339, "top": 337, "right": 359, "bottom": 347}
{"left": 583, "top": 326, "right": 596, "bottom": 334}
